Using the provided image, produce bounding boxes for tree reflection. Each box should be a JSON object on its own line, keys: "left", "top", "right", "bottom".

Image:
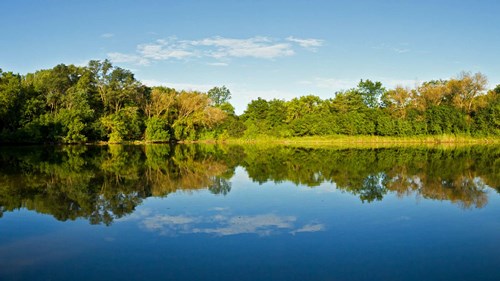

{"left": 239, "top": 145, "right": 499, "bottom": 207}
{"left": 0, "top": 144, "right": 499, "bottom": 224}
{"left": 0, "top": 144, "right": 236, "bottom": 224}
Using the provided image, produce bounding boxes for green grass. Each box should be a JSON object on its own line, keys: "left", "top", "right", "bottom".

{"left": 89, "top": 134, "right": 500, "bottom": 148}
{"left": 216, "top": 134, "right": 500, "bottom": 147}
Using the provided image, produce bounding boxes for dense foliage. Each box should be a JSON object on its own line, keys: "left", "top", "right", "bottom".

{"left": 241, "top": 74, "right": 500, "bottom": 138}
{"left": 1, "top": 61, "right": 499, "bottom": 143}
{"left": 0, "top": 61, "right": 230, "bottom": 143}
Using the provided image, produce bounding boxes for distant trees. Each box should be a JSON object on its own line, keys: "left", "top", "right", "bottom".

{"left": 240, "top": 71, "right": 498, "bottom": 138}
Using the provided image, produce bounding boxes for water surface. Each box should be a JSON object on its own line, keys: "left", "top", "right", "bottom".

{"left": 1, "top": 144, "right": 500, "bottom": 281}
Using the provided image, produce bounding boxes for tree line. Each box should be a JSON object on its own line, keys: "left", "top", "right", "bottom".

{"left": 1, "top": 60, "right": 499, "bottom": 143}
{"left": 0, "top": 60, "right": 233, "bottom": 143}
{"left": 241, "top": 74, "right": 500, "bottom": 138}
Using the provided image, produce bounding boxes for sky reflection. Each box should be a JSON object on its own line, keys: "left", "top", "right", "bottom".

{"left": 126, "top": 207, "right": 325, "bottom": 237}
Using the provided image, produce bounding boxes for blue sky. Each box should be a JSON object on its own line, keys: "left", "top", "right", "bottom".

{"left": 1, "top": 0, "right": 499, "bottom": 113}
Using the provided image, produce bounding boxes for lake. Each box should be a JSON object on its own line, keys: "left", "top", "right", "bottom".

{"left": 1, "top": 144, "right": 500, "bottom": 281}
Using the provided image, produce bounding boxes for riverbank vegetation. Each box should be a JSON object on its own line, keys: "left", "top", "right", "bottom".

{"left": 1, "top": 61, "right": 499, "bottom": 144}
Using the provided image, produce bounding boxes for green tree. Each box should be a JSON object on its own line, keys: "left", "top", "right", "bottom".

{"left": 207, "top": 85, "right": 231, "bottom": 106}
{"left": 88, "top": 60, "right": 145, "bottom": 114}
{"left": 0, "top": 70, "right": 22, "bottom": 132}
{"left": 242, "top": 97, "right": 269, "bottom": 121}
{"left": 101, "top": 107, "right": 143, "bottom": 143}
{"left": 356, "top": 79, "right": 386, "bottom": 108}
{"left": 285, "top": 95, "right": 322, "bottom": 123}
{"left": 330, "top": 90, "right": 366, "bottom": 113}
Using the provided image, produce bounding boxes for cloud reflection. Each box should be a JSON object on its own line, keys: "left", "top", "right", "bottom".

{"left": 134, "top": 208, "right": 324, "bottom": 237}
{"left": 192, "top": 214, "right": 296, "bottom": 236}
{"left": 291, "top": 223, "right": 325, "bottom": 235}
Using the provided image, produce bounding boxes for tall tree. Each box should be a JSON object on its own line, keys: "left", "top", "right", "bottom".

{"left": 88, "top": 60, "right": 144, "bottom": 114}
{"left": 144, "top": 87, "right": 176, "bottom": 120}
{"left": 207, "top": 85, "right": 231, "bottom": 106}
{"left": 382, "top": 86, "right": 412, "bottom": 118}
{"left": 173, "top": 91, "right": 226, "bottom": 140}
{"left": 415, "top": 80, "right": 447, "bottom": 110}
{"left": 446, "top": 72, "right": 488, "bottom": 113}
{"left": 356, "top": 79, "right": 386, "bottom": 108}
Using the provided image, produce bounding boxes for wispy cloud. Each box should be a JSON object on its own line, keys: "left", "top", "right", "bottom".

{"left": 107, "top": 36, "right": 324, "bottom": 65}
{"left": 192, "top": 214, "right": 296, "bottom": 236}
{"left": 210, "top": 207, "right": 229, "bottom": 211}
{"left": 394, "top": 48, "right": 410, "bottom": 54}
{"left": 286, "top": 36, "right": 324, "bottom": 50}
{"left": 372, "top": 43, "right": 411, "bottom": 54}
{"left": 108, "top": 52, "right": 149, "bottom": 65}
{"left": 101, "top": 33, "right": 114, "bottom": 38}
{"left": 143, "top": 215, "right": 198, "bottom": 232}
{"left": 303, "top": 77, "right": 420, "bottom": 92}
{"left": 207, "top": 62, "right": 229, "bottom": 67}
{"left": 137, "top": 39, "right": 195, "bottom": 60}
{"left": 192, "top": 36, "right": 294, "bottom": 59}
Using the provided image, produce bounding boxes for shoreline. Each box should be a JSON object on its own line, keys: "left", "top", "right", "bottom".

{"left": 1, "top": 135, "right": 500, "bottom": 148}
{"left": 3, "top": 135, "right": 499, "bottom": 147}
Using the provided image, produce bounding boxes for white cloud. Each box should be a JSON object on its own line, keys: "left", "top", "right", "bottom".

{"left": 192, "top": 36, "right": 294, "bottom": 59}
{"left": 286, "top": 36, "right": 324, "bottom": 50}
{"left": 137, "top": 40, "right": 195, "bottom": 60}
{"left": 101, "top": 33, "right": 114, "bottom": 38}
{"left": 210, "top": 207, "right": 229, "bottom": 211}
{"left": 107, "top": 35, "right": 323, "bottom": 65}
{"left": 207, "top": 62, "right": 229, "bottom": 67}
{"left": 107, "top": 52, "right": 149, "bottom": 65}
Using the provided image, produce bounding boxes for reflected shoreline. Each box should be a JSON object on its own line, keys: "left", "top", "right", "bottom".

{"left": 1, "top": 144, "right": 498, "bottom": 224}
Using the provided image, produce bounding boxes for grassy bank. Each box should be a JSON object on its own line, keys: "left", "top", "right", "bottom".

{"left": 5, "top": 134, "right": 497, "bottom": 147}
{"left": 216, "top": 135, "right": 500, "bottom": 147}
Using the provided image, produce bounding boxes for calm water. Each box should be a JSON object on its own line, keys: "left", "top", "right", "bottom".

{"left": 1, "top": 144, "right": 500, "bottom": 281}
